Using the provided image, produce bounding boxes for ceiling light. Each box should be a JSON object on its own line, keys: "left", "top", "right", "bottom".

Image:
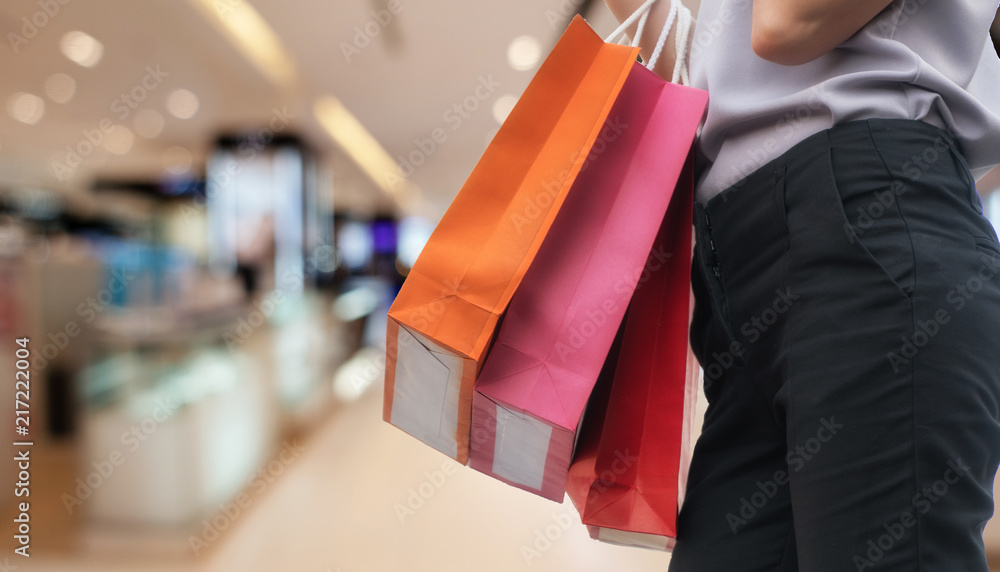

{"left": 163, "top": 146, "right": 193, "bottom": 174}
{"left": 183, "top": 0, "right": 297, "bottom": 90}
{"left": 104, "top": 126, "right": 135, "bottom": 155}
{"left": 166, "top": 89, "right": 200, "bottom": 119}
{"left": 60, "top": 31, "right": 103, "bottom": 68}
{"left": 508, "top": 35, "right": 542, "bottom": 71}
{"left": 313, "top": 95, "right": 411, "bottom": 199}
{"left": 44, "top": 74, "right": 76, "bottom": 104}
{"left": 7, "top": 93, "right": 45, "bottom": 125}
{"left": 134, "top": 109, "right": 165, "bottom": 138}
{"left": 492, "top": 94, "right": 518, "bottom": 125}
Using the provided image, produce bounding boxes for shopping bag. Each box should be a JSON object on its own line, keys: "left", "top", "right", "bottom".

{"left": 467, "top": 59, "right": 708, "bottom": 501}
{"left": 384, "top": 16, "right": 639, "bottom": 464}
{"left": 564, "top": 323, "right": 623, "bottom": 519}
{"left": 578, "top": 160, "right": 700, "bottom": 551}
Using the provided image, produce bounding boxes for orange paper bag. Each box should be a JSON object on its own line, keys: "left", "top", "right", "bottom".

{"left": 384, "top": 17, "right": 639, "bottom": 463}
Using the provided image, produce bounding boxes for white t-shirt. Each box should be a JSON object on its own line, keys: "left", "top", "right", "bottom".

{"left": 689, "top": 0, "right": 1000, "bottom": 203}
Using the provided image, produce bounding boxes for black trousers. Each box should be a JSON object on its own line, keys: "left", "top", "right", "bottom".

{"left": 668, "top": 119, "right": 1000, "bottom": 571}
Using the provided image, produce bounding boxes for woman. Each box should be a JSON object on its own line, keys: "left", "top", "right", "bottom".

{"left": 604, "top": 0, "right": 1000, "bottom": 570}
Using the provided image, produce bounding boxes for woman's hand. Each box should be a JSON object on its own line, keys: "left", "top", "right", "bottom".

{"left": 751, "top": 0, "right": 895, "bottom": 65}
{"left": 604, "top": 0, "right": 701, "bottom": 81}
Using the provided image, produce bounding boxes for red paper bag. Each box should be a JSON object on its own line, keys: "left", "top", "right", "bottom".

{"left": 569, "top": 160, "right": 700, "bottom": 550}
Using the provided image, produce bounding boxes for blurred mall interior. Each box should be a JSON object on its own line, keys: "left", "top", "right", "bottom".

{"left": 2, "top": 1, "right": 1000, "bottom": 571}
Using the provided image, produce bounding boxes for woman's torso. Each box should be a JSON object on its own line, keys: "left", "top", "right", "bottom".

{"left": 689, "top": 0, "right": 1000, "bottom": 203}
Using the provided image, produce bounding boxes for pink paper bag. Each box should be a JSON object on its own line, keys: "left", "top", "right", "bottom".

{"left": 468, "top": 61, "right": 708, "bottom": 501}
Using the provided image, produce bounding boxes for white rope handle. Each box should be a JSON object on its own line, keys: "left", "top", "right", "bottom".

{"left": 603, "top": 0, "right": 690, "bottom": 85}
{"left": 631, "top": 6, "right": 651, "bottom": 48}
{"left": 646, "top": 0, "right": 678, "bottom": 72}
{"left": 671, "top": 3, "right": 692, "bottom": 85}
{"left": 604, "top": 0, "right": 657, "bottom": 43}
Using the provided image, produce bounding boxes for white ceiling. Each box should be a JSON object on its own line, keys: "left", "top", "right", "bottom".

{"left": 0, "top": 0, "right": 620, "bottom": 218}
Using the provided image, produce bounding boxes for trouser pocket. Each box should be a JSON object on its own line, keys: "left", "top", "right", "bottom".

{"left": 825, "top": 146, "right": 917, "bottom": 300}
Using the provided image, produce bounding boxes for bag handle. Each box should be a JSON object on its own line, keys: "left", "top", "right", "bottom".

{"left": 604, "top": 0, "right": 692, "bottom": 85}
{"left": 671, "top": 3, "right": 691, "bottom": 85}
{"left": 604, "top": 0, "right": 658, "bottom": 44}
{"left": 632, "top": 6, "right": 652, "bottom": 49}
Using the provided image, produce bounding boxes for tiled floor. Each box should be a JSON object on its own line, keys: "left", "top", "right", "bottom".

{"left": 2, "top": 382, "right": 673, "bottom": 571}
{"left": 6, "top": 371, "right": 1000, "bottom": 571}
